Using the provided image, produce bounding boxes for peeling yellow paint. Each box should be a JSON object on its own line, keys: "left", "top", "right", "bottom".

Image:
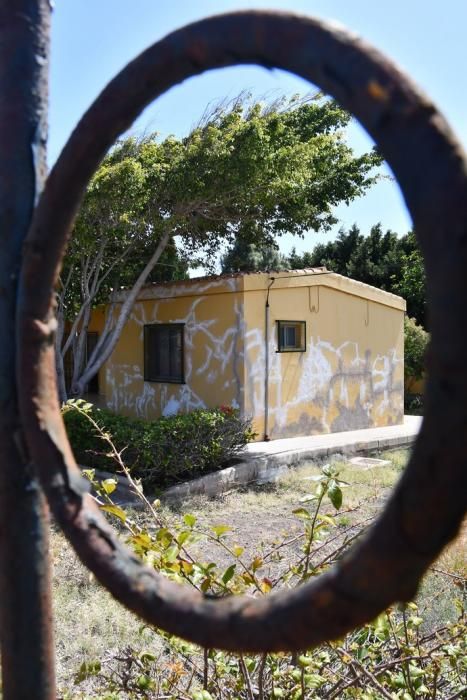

{"left": 90, "top": 270, "right": 405, "bottom": 440}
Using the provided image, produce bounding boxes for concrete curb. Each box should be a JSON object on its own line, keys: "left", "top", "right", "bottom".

{"left": 84, "top": 416, "right": 422, "bottom": 505}
{"left": 162, "top": 427, "right": 419, "bottom": 501}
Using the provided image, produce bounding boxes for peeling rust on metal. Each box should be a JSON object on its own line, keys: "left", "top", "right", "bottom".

{"left": 14, "top": 10, "right": 467, "bottom": 654}
{"left": 367, "top": 79, "right": 390, "bottom": 102}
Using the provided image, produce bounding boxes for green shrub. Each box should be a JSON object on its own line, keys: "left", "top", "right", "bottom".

{"left": 405, "top": 392, "right": 424, "bottom": 415}
{"left": 62, "top": 401, "right": 255, "bottom": 489}
{"left": 404, "top": 315, "right": 429, "bottom": 390}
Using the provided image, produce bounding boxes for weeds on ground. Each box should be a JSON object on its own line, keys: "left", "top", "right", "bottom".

{"left": 58, "top": 404, "right": 466, "bottom": 699}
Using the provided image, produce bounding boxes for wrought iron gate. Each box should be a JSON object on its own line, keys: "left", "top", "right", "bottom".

{"left": 0, "top": 2, "right": 466, "bottom": 698}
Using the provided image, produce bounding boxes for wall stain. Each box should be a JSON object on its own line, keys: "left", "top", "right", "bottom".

{"left": 97, "top": 276, "right": 404, "bottom": 440}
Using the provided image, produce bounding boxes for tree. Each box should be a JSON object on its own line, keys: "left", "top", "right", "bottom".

{"left": 346, "top": 223, "right": 402, "bottom": 288}
{"left": 221, "top": 235, "right": 289, "bottom": 273}
{"left": 391, "top": 234, "right": 427, "bottom": 327}
{"left": 288, "top": 224, "right": 367, "bottom": 275}
{"left": 56, "top": 140, "right": 189, "bottom": 401}
{"left": 62, "top": 94, "right": 382, "bottom": 398}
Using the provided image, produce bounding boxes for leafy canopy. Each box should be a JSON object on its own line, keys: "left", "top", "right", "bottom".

{"left": 221, "top": 238, "right": 289, "bottom": 273}
{"left": 64, "top": 92, "right": 382, "bottom": 314}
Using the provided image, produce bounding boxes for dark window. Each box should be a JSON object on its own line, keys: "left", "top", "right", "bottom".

{"left": 144, "top": 323, "right": 184, "bottom": 383}
{"left": 277, "top": 320, "right": 306, "bottom": 352}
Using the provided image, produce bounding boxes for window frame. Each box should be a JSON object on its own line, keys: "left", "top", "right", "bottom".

{"left": 276, "top": 320, "right": 306, "bottom": 353}
{"left": 144, "top": 322, "right": 185, "bottom": 384}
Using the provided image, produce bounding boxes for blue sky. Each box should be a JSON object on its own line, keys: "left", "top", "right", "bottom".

{"left": 50, "top": 1, "right": 467, "bottom": 258}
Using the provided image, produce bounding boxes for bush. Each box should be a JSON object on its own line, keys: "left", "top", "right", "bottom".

{"left": 405, "top": 392, "right": 424, "bottom": 415}
{"left": 404, "top": 316, "right": 429, "bottom": 392}
{"left": 62, "top": 401, "right": 255, "bottom": 490}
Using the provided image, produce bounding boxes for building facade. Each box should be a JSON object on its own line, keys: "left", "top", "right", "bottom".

{"left": 88, "top": 269, "right": 405, "bottom": 440}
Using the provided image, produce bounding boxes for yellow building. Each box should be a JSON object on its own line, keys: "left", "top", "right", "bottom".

{"left": 89, "top": 269, "right": 405, "bottom": 440}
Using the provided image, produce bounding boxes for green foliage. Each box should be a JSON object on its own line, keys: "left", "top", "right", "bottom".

{"left": 68, "top": 442, "right": 466, "bottom": 699}
{"left": 163, "top": 93, "right": 381, "bottom": 251}
{"left": 404, "top": 316, "right": 429, "bottom": 386}
{"left": 221, "top": 237, "right": 289, "bottom": 273}
{"left": 64, "top": 163, "right": 190, "bottom": 314}
{"left": 405, "top": 392, "right": 424, "bottom": 415}
{"left": 66, "top": 93, "right": 381, "bottom": 313}
{"left": 62, "top": 400, "right": 255, "bottom": 489}
{"left": 211, "top": 93, "right": 382, "bottom": 274}
{"left": 392, "top": 239, "right": 427, "bottom": 329}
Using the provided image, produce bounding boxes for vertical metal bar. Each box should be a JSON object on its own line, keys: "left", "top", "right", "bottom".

{"left": 0, "top": 1, "right": 54, "bottom": 698}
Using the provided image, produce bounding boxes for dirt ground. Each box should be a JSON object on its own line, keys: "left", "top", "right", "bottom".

{"left": 157, "top": 452, "right": 405, "bottom": 572}
{"left": 51, "top": 449, "right": 466, "bottom": 693}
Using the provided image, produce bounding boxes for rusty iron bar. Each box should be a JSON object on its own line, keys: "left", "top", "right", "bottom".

{"left": 0, "top": 1, "right": 55, "bottom": 698}
{"left": 17, "top": 11, "right": 467, "bottom": 652}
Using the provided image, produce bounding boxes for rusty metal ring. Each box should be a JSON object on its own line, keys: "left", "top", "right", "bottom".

{"left": 17, "top": 11, "right": 467, "bottom": 651}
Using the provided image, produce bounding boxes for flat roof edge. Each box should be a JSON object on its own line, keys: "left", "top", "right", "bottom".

{"left": 111, "top": 269, "right": 406, "bottom": 310}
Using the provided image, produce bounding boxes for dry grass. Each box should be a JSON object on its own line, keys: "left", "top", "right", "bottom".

{"left": 52, "top": 533, "right": 145, "bottom": 689}
{"left": 437, "top": 520, "right": 467, "bottom": 579}
{"left": 50, "top": 447, "right": 466, "bottom": 695}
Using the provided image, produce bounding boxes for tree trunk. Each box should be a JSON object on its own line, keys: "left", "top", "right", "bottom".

{"left": 55, "top": 306, "right": 68, "bottom": 403}
{"left": 70, "top": 301, "right": 91, "bottom": 393}
{"left": 0, "top": 2, "right": 55, "bottom": 699}
{"left": 72, "top": 229, "right": 171, "bottom": 397}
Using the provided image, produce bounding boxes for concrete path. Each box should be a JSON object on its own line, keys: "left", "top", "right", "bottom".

{"left": 245, "top": 415, "right": 422, "bottom": 458}
{"left": 164, "top": 416, "right": 422, "bottom": 501}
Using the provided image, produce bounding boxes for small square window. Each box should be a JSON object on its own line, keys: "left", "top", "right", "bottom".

{"left": 144, "top": 323, "right": 184, "bottom": 383}
{"left": 277, "top": 320, "right": 306, "bottom": 352}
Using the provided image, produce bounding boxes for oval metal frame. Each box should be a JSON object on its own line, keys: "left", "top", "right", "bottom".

{"left": 17, "top": 11, "right": 467, "bottom": 651}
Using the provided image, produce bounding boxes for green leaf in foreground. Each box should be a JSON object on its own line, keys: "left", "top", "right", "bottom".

{"left": 327, "top": 480, "right": 343, "bottom": 510}
{"left": 101, "top": 478, "right": 117, "bottom": 495}
{"left": 222, "top": 564, "right": 236, "bottom": 585}
{"left": 211, "top": 524, "right": 231, "bottom": 538}
{"left": 293, "top": 507, "right": 311, "bottom": 520}
{"left": 100, "top": 504, "right": 127, "bottom": 522}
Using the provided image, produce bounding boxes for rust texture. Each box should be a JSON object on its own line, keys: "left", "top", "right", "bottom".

{"left": 0, "top": 1, "right": 55, "bottom": 698}
{"left": 17, "top": 11, "right": 467, "bottom": 652}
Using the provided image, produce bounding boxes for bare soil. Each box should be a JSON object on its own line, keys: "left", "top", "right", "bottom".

{"left": 51, "top": 448, "right": 466, "bottom": 695}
